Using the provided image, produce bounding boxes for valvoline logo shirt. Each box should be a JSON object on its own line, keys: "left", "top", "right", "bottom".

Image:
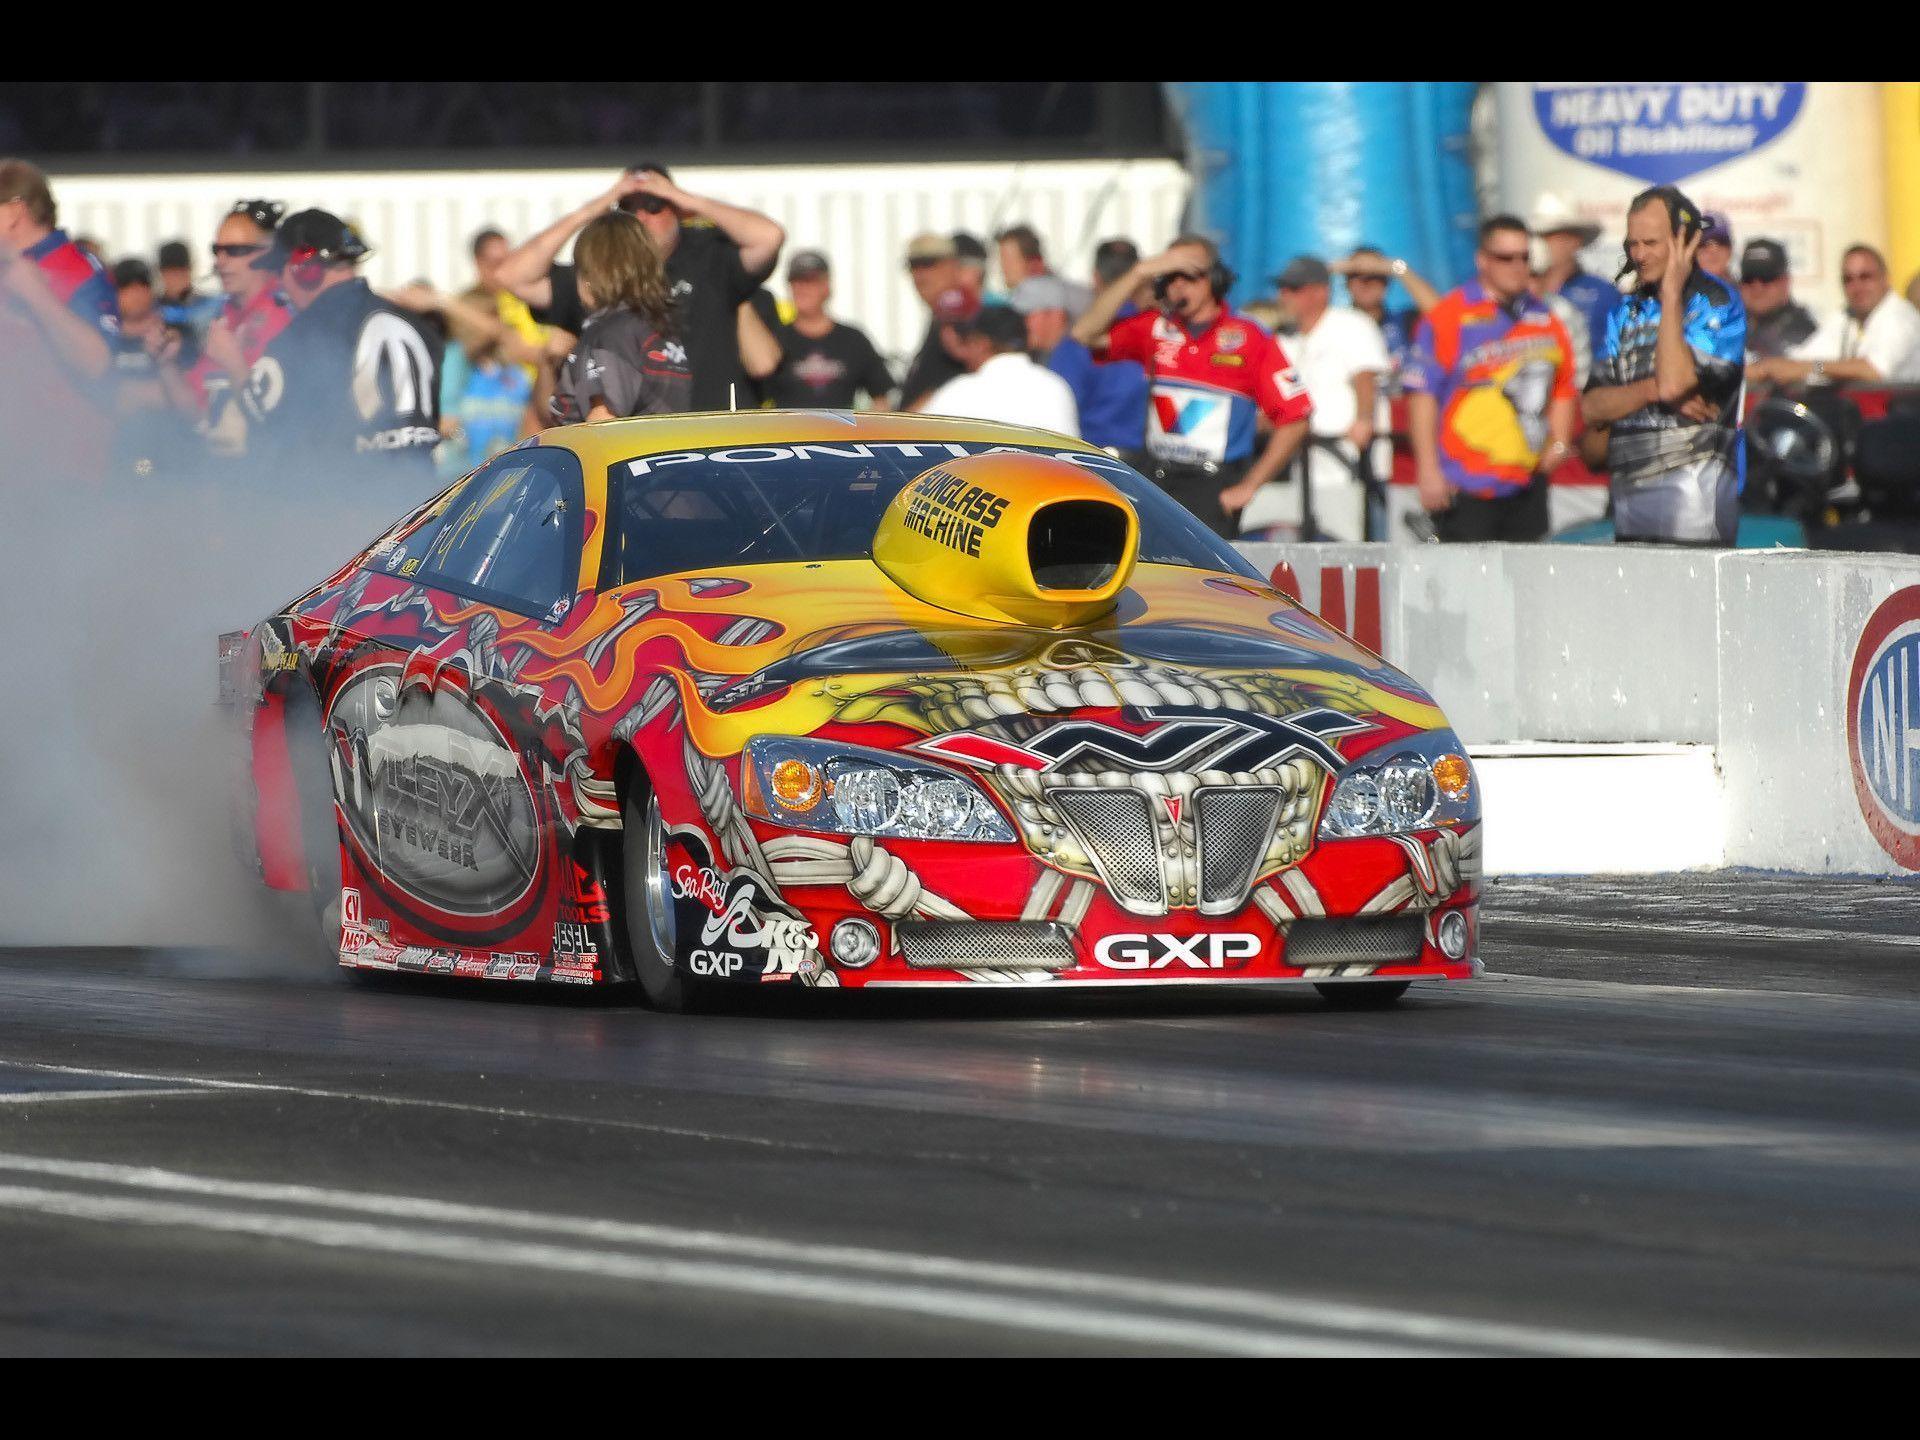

{"left": 1103, "top": 309, "right": 1311, "bottom": 465}
{"left": 1402, "top": 281, "right": 1578, "bottom": 498}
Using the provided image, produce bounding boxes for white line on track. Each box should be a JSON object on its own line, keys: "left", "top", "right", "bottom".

{"left": 1491, "top": 915, "right": 1920, "bottom": 951}
{"left": 6, "top": 1060, "right": 819, "bottom": 1152}
{"left": 0, "top": 1089, "right": 207, "bottom": 1105}
{"left": 0, "top": 1151, "right": 1729, "bottom": 1357}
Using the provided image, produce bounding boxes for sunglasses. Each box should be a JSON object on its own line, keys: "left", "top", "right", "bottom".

{"left": 620, "top": 194, "right": 670, "bottom": 215}
{"left": 211, "top": 242, "right": 267, "bottom": 259}
{"left": 1151, "top": 271, "right": 1208, "bottom": 295}
{"left": 1483, "top": 249, "right": 1530, "bottom": 264}
{"left": 1843, "top": 271, "right": 1879, "bottom": 283}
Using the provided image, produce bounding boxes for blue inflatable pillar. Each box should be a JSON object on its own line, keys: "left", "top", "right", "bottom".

{"left": 1163, "top": 82, "right": 1480, "bottom": 309}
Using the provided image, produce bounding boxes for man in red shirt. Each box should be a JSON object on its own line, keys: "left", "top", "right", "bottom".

{"left": 1071, "top": 233, "right": 1311, "bottom": 536}
{"left": 157, "top": 199, "right": 294, "bottom": 455}
{"left": 0, "top": 158, "right": 118, "bottom": 482}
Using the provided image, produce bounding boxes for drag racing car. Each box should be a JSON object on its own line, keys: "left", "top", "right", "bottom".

{"left": 224, "top": 412, "right": 1482, "bottom": 1008}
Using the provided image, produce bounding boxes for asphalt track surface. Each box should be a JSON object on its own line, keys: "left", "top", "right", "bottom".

{"left": 3, "top": 871, "right": 1918, "bottom": 1356}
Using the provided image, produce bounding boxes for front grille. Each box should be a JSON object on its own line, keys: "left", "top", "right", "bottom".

{"left": 1050, "top": 787, "right": 1166, "bottom": 914}
{"left": 1195, "top": 786, "right": 1282, "bottom": 914}
{"left": 1285, "top": 916, "right": 1426, "bottom": 968}
{"left": 897, "top": 922, "right": 1077, "bottom": 972}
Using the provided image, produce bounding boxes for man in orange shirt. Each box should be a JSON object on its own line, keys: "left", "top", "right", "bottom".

{"left": 1403, "top": 215, "right": 1578, "bottom": 542}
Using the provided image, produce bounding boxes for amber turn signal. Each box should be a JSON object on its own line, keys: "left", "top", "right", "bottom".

{"left": 1431, "top": 752, "right": 1472, "bottom": 802}
{"left": 772, "top": 758, "right": 825, "bottom": 811}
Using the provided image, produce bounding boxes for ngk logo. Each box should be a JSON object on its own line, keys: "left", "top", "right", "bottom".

{"left": 1093, "top": 933, "right": 1262, "bottom": 970}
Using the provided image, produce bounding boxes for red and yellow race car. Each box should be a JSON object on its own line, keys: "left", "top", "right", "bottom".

{"left": 227, "top": 412, "right": 1481, "bottom": 1008}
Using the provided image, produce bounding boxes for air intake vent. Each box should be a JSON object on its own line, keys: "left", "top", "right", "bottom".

{"left": 1028, "top": 500, "right": 1129, "bottom": 591}
{"left": 1285, "top": 917, "right": 1426, "bottom": 968}
{"left": 1050, "top": 786, "right": 1166, "bottom": 914}
{"left": 898, "top": 922, "right": 1077, "bottom": 971}
{"left": 1195, "top": 786, "right": 1282, "bottom": 914}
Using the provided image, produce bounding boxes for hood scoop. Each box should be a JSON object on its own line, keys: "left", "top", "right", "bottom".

{"left": 873, "top": 453, "right": 1139, "bottom": 629}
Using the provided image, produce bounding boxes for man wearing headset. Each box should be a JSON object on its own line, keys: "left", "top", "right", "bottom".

{"left": 238, "top": 209, "right": 441, "bottom": 486}
{"left": 1072, "top": 234, "right": 1312, "bottom": 537}
{"left": 156, "top": 199, "right": 295, "bottom": 455}
{"left": 1582, "top": 187, "right": 1746, "bottom": 546}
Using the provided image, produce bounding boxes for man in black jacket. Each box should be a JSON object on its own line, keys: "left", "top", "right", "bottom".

{"left": 496, "top": 164, "right": 784, "bottom": 412}
{"left": 239, "top": 209, "right": 440, "bottom": 488}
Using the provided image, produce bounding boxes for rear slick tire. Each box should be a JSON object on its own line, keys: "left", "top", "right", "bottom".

{"left": 283, "top": 682, "right": 345, "bottom": 966}
{"left": 1313, "top": 981, "right": 1411, "bottom": 1009}
{"left": 622, "top": 783, "right": 705, "bottom": 1013}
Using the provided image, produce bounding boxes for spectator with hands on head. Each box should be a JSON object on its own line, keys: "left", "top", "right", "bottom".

{"left": 498, "top": 164, "right": 784, "bottom": 411}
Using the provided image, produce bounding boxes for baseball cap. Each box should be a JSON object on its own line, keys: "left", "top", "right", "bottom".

{"left": 1271, "top": 255, "right": 1331, "bottom": 290}
{"left": 156, "top": 240, "right": 191, "bottom": 271}
{"left": 1740, "top": 239, "right": 1790, "bottom": 283}
{"left": 253, "top": 208, "right": 371, "bottom": 271}
{"left": 953, "top": 303, "right": 1028, "bottom": 349}
{"left": 1701, "top": 211, "right": 1733, "bottom": 246}
{"left": 930, "top": 286, "right": 978, "bottom": 324}
{"left": 1007, "top": 274, "right": 1077, "bottom": 317}
{"left": 112, "top": 257, "right": 152, "bottom": 289}
{"left": 1526, "top": 193, "right": 1601, "bottom": 245}
{"left": 906, "top": 232, "right": 958, "bottom": 266}
{"left": 787, "top": 249, "right": 830, "bottom": 280}
{"left": 952, "top": 232, "right": 987, "bottom": 265}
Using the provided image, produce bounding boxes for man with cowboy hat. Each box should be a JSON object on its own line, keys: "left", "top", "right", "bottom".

{"left": 1528, "top": 194, "right": 1620, "bottom": 363}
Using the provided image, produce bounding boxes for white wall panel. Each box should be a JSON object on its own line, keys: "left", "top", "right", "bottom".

{"left": 52, "top": 159, "right": 1187, "bottom": 370}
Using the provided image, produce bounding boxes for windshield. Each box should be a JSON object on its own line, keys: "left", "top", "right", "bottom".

{"left": 608, "top": 441, "right": 1261, "bottom": 586}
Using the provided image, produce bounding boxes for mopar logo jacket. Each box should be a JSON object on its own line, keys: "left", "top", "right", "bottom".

{"left": 241, "top": 278, "right": 442, "bottom": 481}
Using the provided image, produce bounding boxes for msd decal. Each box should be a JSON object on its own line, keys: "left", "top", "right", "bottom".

{"left": 340, "top": 887, "right": 369, "bottom": 955}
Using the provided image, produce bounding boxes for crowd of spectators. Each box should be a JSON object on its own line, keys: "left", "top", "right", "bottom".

{"left": 9, "top": 152, "right": 1920, "bottom": 549}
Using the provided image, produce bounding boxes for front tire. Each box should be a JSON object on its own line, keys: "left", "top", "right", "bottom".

{"left": 622, "top": 783, "right": 705, "bottom": 1013}
{"left": 1313, "top": 981, "right": 1411, "bottom": 1009}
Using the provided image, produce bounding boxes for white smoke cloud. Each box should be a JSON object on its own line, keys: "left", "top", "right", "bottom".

{"left": 0, "top": 369, "right": 440, "bottom": 951}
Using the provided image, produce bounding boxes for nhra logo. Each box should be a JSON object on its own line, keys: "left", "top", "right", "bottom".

{"left": 1847, "top": 588, "right": 1920, "bottom": 868}
{"left": 1094, "top": 933, "right": 1262, "bottom": 970}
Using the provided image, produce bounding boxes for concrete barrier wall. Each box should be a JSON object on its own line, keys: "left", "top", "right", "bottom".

{"left": 1234, "top": 541, "right": 1920, "bottom": 877}
{"left": 1717, "top": 553, "right": 1920, "bottom": 873}
{"left": 1237, "top": 543, "right": 1721, "bottom": 745}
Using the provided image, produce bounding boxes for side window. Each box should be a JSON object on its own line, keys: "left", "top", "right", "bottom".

{"left": 410, "top": 449, "right": 585, "bottom": 618}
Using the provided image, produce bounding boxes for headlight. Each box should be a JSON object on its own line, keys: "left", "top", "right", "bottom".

{"left": 742, "top": 736, "right": 1015, "bottom": 843}
{"left": 1318, "top": 729, "right": 1477, "bottom": 839}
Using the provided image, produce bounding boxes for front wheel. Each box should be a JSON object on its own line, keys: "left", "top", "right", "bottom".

{"left": 1313, "top": 981, "right": 1411, "bottom": 1010}
{"left": 621, "top": 783, "right": 705, "bottom": 1013}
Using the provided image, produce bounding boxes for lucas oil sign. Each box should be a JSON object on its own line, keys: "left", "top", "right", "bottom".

{"left": 1847, "top": 587, "right": 1920, "bottom": 870}
{"left": 1532, "top": 83, "right": 1805, "bottom": 186}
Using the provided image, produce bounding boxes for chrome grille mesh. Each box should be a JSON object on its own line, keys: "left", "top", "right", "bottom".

{"left": 1285, "top": 917, "right": 1425, "bottom": 967}
{"left": 1195, "top": 787, "right": 1282, "bottom": 914}
{"left": 897, "top": 922, "right": 1077, "bottom": 971}
{"left": 1050, "top": 787, "right": 1165, "bottom": 913}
